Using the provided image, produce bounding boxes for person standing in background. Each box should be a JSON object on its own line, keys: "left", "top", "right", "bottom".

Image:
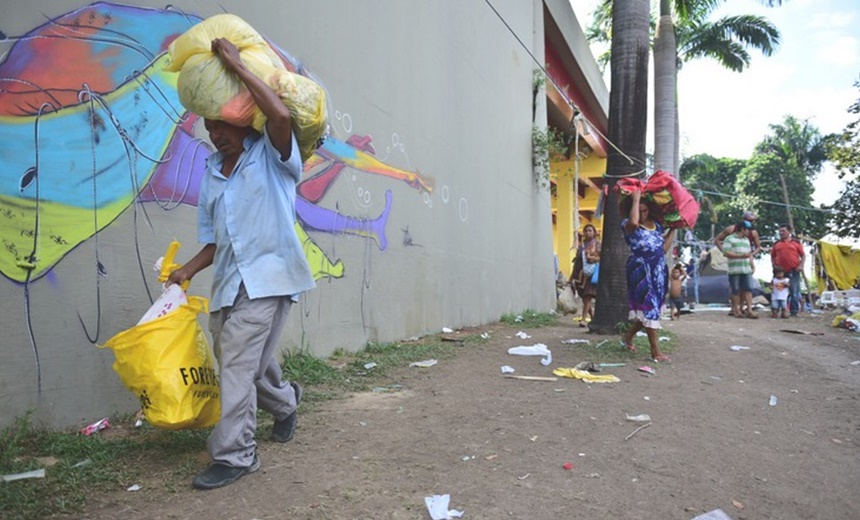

{"left": 770, "top": 224, "right": 805, "bottom": 317}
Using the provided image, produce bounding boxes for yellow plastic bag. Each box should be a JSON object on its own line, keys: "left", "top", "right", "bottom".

{"left": 165, "top": 13, "right": 328, "bottom": 162}
{"left": 100, "top": 296, "right": 220, "bottom": 430}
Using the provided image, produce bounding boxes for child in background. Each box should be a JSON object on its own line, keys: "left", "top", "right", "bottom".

{"left": 771, "top": 266, "right": 790, "bottom": 319}
{"left": 668, "top": 264, "right": 687, "bottom": 320}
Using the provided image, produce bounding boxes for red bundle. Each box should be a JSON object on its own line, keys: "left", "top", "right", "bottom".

{"left": 615, "top": 170, "right": 699, "bottom": 229}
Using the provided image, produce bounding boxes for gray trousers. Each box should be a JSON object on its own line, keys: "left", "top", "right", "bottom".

{"left": 208, "top": 284, "right": 298, "bottom": 468}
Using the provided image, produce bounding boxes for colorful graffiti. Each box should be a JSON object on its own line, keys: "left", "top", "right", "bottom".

{"left": 0, "top": 2, "right": 433, "bottom": 391}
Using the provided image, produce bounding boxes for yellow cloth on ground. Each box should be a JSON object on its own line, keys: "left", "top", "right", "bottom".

{"left": 817, "top": 241, "right": 860, "bottom": 291}
{"left": 552, "top": 368, "right": 620, "bottom": 383}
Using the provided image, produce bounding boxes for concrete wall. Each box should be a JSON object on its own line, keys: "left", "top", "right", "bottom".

{"left": 0, "top": 0, "right": 555, "bottom": 429}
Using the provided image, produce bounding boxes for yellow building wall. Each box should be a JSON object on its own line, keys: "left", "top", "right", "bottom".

{"left": 551, "top": 154, "right": 606, "bottom": 278}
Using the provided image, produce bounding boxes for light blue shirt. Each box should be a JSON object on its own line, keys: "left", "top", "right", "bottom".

{"left": 198, "top": 128, "right": 315, "bottom": 310}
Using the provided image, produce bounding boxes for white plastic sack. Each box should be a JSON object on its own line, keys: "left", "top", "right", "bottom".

{"left": 137, "top": 284, "right": 188, "bottom": 325}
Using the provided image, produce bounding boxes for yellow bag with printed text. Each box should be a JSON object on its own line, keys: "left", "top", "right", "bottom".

{"left": 100, "top": 296, "right": 220, "bottom": 430}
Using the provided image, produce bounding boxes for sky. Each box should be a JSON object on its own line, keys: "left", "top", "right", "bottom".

{"left": 567, "top": 0, "right": 860, "bottom": 207}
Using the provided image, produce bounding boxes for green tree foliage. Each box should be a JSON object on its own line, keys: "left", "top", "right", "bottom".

{"left": 735, "top": 153, "right": 826, "bottom": 239}
{"left": 754, "top": 115, "right": 827, "bottom": 176}
{"left": 679, "top": 153, "right": 747, "bottom": 240}
{"left": 824, "top": 80, "right": 860, "bottom": 238}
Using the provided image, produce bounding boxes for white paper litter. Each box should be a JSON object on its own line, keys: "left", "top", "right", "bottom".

{"left": 500, "top": 365, "right": 515, "bottom": 374}
{"left": 507, "top": 344, "right": 552, "bottom": 366}
{"left": 424, "top": 494, "right": 464, "bottom": 520}
{"left": 561, "top": 338, "right": 590, "bottom": 344}
{"left": 659, "top": 336, "right": 670, "bottom": 342}
{"left": 127, "top": 484, "right": 141, "bottom": 492}
{"left": 1, "top": 468, "right": 45, "bottom": 482}
{"left": 626, "top": 413, "right": 651, "bottom": 422}
{"left": 442, "top": 327, "right": 454, "bottom": 333}
{"left": 729, "top": 345, "right": 751, "bottom": 351}
{"left": 515, "top": 331, "right": 531, "bottom": 339}
{"left": 409, "top": 359, "right": 438, "bottom": 368}
{"left": 635, "top": 331, "right": 648, "bottom": 337}
{"left": 363, "top": 362, "right": 377, "bottom": 370}
{"left": 137, "top": 284, "right": 187, "bottom": 325}
{"left": 691, "top": 509, "right": 733, "bottom": 520}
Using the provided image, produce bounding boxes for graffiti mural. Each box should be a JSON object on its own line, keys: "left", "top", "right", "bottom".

{"left": 0, "top": 2, "right": 433, "bottom": 392}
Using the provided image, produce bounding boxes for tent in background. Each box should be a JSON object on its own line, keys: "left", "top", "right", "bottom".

{"left": 813, "top": 235, "right": 860, "bottom": 291}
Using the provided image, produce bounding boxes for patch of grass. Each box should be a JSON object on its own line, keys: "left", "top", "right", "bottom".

{"left": 500, "top": 309, "right": 560, "bottom": 328}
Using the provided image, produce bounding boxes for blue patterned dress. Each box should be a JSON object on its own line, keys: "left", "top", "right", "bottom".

{"left": 621, "top": 219, "right": 668, "bottom": 329}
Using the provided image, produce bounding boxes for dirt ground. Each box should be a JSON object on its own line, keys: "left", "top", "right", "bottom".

{"left": 83, "top": 306, "right": 860, "bottom": 520}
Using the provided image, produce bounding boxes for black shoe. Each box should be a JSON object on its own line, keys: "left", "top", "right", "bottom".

{"left": 271, "top": 382, "right": 303, "bottom": 443}
{"left": 192, "top": 453, "right": 260, "bottom": 490}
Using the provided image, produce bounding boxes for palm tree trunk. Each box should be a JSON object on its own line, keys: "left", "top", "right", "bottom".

{"left": 591, "top": 0, "right": 651, "bottom": 334}
{"left": 654, "top": 0, "right": 676, "bottom": 175}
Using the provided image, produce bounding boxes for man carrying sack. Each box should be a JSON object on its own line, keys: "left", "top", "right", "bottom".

{"left": 168, "top": 37, "right": 315, "bottom": 490}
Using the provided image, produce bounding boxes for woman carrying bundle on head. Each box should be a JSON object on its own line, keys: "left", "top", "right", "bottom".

{"left": 619, "top": 190, "right": 675, "bottom": 363}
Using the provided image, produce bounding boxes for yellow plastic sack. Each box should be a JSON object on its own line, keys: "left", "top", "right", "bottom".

{"left": 100, "top": 296, "right": 220, "bottom": 430}
{"left": 165, "top": 13, "right": 328, "bottom": 162}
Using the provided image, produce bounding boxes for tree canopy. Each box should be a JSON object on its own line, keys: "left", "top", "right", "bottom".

{"left": 825, "top": 79, "right": 860, "bottom": 239}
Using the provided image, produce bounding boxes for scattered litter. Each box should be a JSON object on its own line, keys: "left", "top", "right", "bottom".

{"left": 363, "top": 362, "right": 377, "bottom": 370}
{"left": 72, "top": 459, "right": 92, "bottom": 468}
{"left": 500, "top": 365, "right": 515, "bottom": 374}
{"left": 562, "top": 338, "right": 591, "bottom": 344}
{"left": 515, "top": 331, "right": 531, "bottom": 339}
{"left": 514, "top": 315, "right": 524, "bottom": 322}
{"left": 127, "top": 484, "right": 141, "bottom": 492}
{"left": 643, "top": 396, "right": 650, "bottom": 401}
{"left": 553, "top": 368, "right": 620, "bottom": 383}
{"left": 529, "top": 435, "right": 538, "bottom": 442}
{"left": 599, "top": 362, "right": 625, "bottom": 367}
{"left": 626, "top": 413, "right": 651, "bottom": 423}
{"left": 636, "top": 331, "right": 647, "bottom": 337}
{"left": 424, "top": 494, "right": 464, "bottom": 520}
{"left": 518, "top": 473, "right": 530, "bottom": 480}
{"left": 409, "top": 359, "right": 438, "bottom": 368}
{"left": 691, "top": 509, "right": 734, "bottom": 520}
{"left": 574, "top": 361, "right": 601, "bottom": 373}
{"left": 769, "top": 395, "right": 778, "bottom": 406}
{"left": 480, "top": 332, "right": 490, "bottom": 339}
{"left": 780, "top": 329, "right": 824, "bottom": 336}
{"left": 442, "top": 327, "right": 454, "bottom": 333}
{"left": 461, "top": 456, "right": 471, "bottom": 462}
{"left": 1, "top": 468, "right": 46, "bottom": 482}
{"left": 554, "top": 388, "right": 566, "bottom": 392}
{"left": 625, "top": 422, "right": 651, "bottom": 441}
{"left": 790, "top": 389, "right": 798, "bottom": 393}
{"left": 504, "top": 375, "right": 558, "bottom": 382}
{"left": 729, "top": 345, "right": 750, "bottom": 351}
{"left": 372, "top": 385, "right": 403, "bottom": 393}
{"left": 638, "top": 366, "right": 656, "bottom": 375}
{"left": 485, "top": 454, "right": 498, "bottom": 460}
{"left": 832, "top": 438, "right": 843, "bottom": 444}
{"left": 508, "top": 344, "right": 552, "bottom": 366}
{"left": 359, "top": 421, "right": 367, "bottom": 427}
{"left": 578, "top": 453, "right": 586, "bottom": 457}
{"left": 731, "top": 499, "right": 745, "bottom": 510}
{"left": 850, "top": 361, "right": 860, "bottom": 366}
{"left": 585, "top": 473, "right": 600, "bottom": 478}
{"left": 80, "top": 417, "right": 110, "bottom": 436}
{"left": 562, "top": 462, "right": 574, "bottom": 470}
{"left": 658, "top": 336, "right": 670, "bottom": 342}
{"left": 594, "top": 339, "right": 610, "bottom": 349}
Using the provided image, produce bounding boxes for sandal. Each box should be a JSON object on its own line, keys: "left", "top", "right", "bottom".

{"left": 621, "top": 340, "right": 636, "bottom": 352}
{"left": 650, "top": 354, "right": 671, "bottom": 363}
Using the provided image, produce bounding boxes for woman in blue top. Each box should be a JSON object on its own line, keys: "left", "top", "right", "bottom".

{"left": 620, "top": 190, "right": 675, "bottom": 362}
